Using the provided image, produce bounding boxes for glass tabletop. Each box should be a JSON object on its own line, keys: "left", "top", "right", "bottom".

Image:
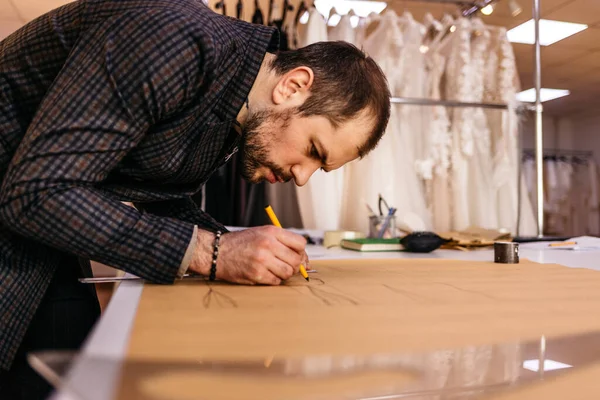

{"left": 29, "top": 330, "right": 600, "bottom": 400}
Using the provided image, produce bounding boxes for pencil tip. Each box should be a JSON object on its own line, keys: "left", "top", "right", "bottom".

{"left": 305, "top": 277, "right": 310, "bottom": 282}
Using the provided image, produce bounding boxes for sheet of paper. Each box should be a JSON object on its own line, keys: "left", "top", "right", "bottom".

{"left": 118, "top": 258, "right": 600, "bottom": 399}
{"left": 519, "top": 236, "right": 600, "bottom": 251}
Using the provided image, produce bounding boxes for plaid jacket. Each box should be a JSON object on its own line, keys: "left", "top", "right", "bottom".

{"left": 0, "top": 0, "right": 278, "bottom": 370}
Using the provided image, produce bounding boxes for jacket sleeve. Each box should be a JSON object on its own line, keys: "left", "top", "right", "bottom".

{"left": 134, "top": 197, "right": 229, "bottom": 234}
{"left": 0, "top": 10, "right": 214, "bottom": 284}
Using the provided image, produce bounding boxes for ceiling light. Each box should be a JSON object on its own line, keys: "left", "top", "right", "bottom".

{"left": 523, "top": 359, "right": 572, "bottom": 372}
{"left": 327, "top": 13, "right": 341, "bottom": 27}
{"left": 350, "top": 15, "right": 360, "bottom": 28}
{"left": 419, "top": 45, "right": 429, "bottom": 54}
{"left": 480, "top": 4, "right": 495, "bottom": 15}
{"left": 516, "top": 88, "right": 570, "bottom": 103}
{"left": 507, "top": 19, "right": 588, "bottom": 46}
{"left": 509, "top": 0, "right": 522, "bottom": 17}
{"left": 449, "top": 25, "right": 456, "bottom": 32}
{"left": 299, "top": 10, "right": 309, "bottom": 24}
{"left": 314, "top": 0, "right": 387, "bottom": 19}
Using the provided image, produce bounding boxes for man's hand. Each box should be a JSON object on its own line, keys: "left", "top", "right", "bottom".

{"left": 189, "top": 226, "right": 307, "bottom": 285}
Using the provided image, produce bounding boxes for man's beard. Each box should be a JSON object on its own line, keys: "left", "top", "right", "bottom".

{"left": 238, "top": 108, "right": 296, "bottom": 184}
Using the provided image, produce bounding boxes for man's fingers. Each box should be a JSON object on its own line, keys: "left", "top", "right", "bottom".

{"left": 266, "top": 259, "right": 295, "bottom": 280}
{"left": 274, "top": 229, "right": 307, "bottom": 253}
{"left": 272, "top": 242, "right": 302, "bottom": 273}
{"left": 250, "top": 269, "right": 282, "bottom": 286}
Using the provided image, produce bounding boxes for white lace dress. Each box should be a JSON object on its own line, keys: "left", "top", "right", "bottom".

{"left": 484, "top": 27, "right": 537, "bottom": 236}
{"left": 465, "top": 22, "right": 498, "bottom": 229}
{"left": 340, "top": 11, "right": 407, "bottom": 233}
{"left": 395, "top": 12, "right": 432, "bottom": 229}
{"left": 341, "top": 11, "right": 429, "bottom": 233}
{"left": 441, "top": 18, "right": 472, "bottom": 231}
{"left": 415, "top": 16, "right": 452, "bottom": 232}
{"left": 294, "top": 8, "right": 348, "bottom": 230}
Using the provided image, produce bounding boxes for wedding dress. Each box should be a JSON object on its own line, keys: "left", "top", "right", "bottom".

{"left": 341, "top": 11, "right": 430, "bottom": 233}
{"left": 292, "top": 7, "right": 350, "bottom": 230}
{"left": 484, "top": 27, "right": 537, "bottom": 236}
{"left": 414, "top": 14, "right": 452, "bottom": 232}
{"left": 340, "top": 11, "right": 406, "bottom": 233}
{"left": 465, "top": 20, "right": 498, "bottom": 229}
{"left": 437, "top": 17, "right": 472, "bottom": 231}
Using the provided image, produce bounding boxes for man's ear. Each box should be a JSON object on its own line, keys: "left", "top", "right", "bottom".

{"left": 272, "top": 66, "right": 314, "bottom": 106}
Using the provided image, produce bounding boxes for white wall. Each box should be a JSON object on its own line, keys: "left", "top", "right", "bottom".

{"left": 520, "top": 114, "right": 600, "bottom": 164}
{"left": 520, "top": 115, "right": 575, "bottom": 152}
{"left": 572, "top": 115, "right": 600, "bottom": 165}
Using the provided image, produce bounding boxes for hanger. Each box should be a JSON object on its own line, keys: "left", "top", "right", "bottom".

{"left": 422, "top": 13, "right": 441, "bottom": 45}
{"left": 281, "top": 0, "right": 293, "bottom": 24}
{"left": 252, "top": 0, "right": 264, "bottom": 25}
{"left": 426, "top": 13, "right": 455, "bottom": 55}
{"left": 214, "top": 0, "right": 227, "bottom": 16}
{"left": 294, "top": 0, "right": 307, "bottom": 26}
{"left": 267, "top": 0, "right": 275, "bottom": 24}
{"left": 236, "top": 0, "right": 243, "bottom": 19}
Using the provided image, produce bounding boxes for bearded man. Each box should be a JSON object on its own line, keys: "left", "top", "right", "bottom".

{"left": 0, "top": 0, "right": 391, "bottom": 397}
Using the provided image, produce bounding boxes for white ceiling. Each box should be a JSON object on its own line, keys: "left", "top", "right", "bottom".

{"left": 2, "top": 0, "right": 599, "bottom": 118}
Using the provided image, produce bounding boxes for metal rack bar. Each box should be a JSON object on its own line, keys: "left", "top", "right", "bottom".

{"left": 391, "top": 0, "right": 497, "bottom": 17}
{"left": 533, "top": 0, "right": 544, "bottom": 237}
{"left": 390, "top": 97, "right": 536, "bottom": 112}
{"left": 523, "top": 148, "right": 593, "bottom": 157}
{"left": 390, "top": 97, "right": 509, "bottom": 109}
{"left": 461, "top": 0, "right": 496, "bottom": 17}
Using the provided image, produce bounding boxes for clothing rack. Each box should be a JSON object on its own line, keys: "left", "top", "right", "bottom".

{"left": 390, "top": 0, "right": 545, "bottom": 237}
{"left": 392, "top": 0, "right": 495, "bottom": 17}
{"left": 390, "top": 97, "right": 536, "bottom": 112}
{"left": 523, "top": 149, "right": 593, "bottom": 158}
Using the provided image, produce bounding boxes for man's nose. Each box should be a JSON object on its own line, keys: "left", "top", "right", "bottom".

{"left": 292, "top": 162, "right": 321, "bottom": 187}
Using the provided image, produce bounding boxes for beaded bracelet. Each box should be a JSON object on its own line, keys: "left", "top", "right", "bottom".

{"left": 209, "top": 231, "right": 222, "bottom": 281}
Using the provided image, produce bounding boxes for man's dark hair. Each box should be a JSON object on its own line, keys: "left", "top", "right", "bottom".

{"left": 270, "top": 41, "right": 391, "bottom": 157}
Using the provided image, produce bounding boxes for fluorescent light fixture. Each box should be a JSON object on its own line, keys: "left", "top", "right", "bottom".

{"left": 314, "top": 0, "right": 387, "bottom": 19}
{"left": 516, "top": 88, "right": 570, "bottom": 103}
{"left": 507, "top": 19, "right": 588, "bottom": 46}
{"left": 523, "top": 359, "right": 572, "bottom": 372}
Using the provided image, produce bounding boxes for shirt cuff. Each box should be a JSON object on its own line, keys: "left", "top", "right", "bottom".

{"left": 177, "top": 225, "right": 198, "bottom": 278}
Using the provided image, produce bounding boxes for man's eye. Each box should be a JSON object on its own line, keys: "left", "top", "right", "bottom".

{"left": 311, "top": 144, "right": 319, "bottom": 158}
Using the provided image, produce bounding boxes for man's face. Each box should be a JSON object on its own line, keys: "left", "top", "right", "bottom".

{"left": 238, "top": 107, "right": 373, "bottom": 186}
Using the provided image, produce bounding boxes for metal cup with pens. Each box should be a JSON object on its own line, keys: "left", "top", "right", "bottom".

{"left": 368, "top": 194, "right": 398, "bottom": 238}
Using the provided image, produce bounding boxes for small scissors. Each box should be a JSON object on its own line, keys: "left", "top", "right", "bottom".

{"left": 378, "top": 193, "right": 391, "bottom": 216}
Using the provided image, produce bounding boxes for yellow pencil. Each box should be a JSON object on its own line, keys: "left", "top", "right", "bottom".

{"left": 265, "top": 205, "right": 309, "bottom": 282}
{"left": 549, "top": 241, "right": 577, "bottom": 247}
